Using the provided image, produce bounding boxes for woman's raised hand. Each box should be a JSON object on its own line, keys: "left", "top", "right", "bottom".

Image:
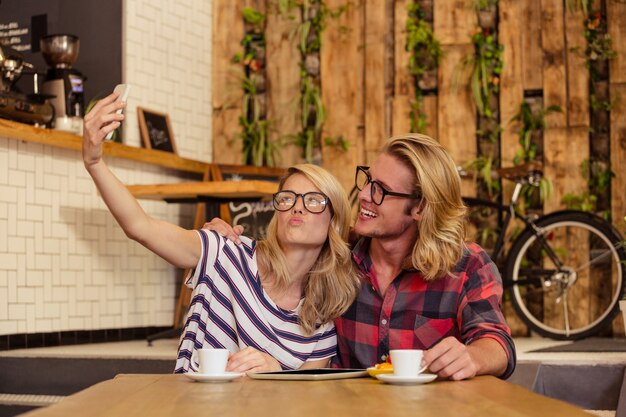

{"left": 82, "top": 93, "right": 126, "bottom": 167}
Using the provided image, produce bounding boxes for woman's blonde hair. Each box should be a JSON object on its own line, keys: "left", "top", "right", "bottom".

{"left": 382, "top": 134, "right": 467, "bottom": 281}
{"left": 257, "top": 164, "right": 360, "bottom": 334}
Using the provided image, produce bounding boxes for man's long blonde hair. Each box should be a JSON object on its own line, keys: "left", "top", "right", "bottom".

{"left": 257, "top": 164, "right": 360, "bottom": 335}
{"left": 383, "top": 134, "right": 467, "bottom": 280}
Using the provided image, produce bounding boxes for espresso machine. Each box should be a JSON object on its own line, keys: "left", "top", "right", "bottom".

{"left": 40, "top": 34, "right": 86, "bottom": 127}
{"left": 0, "top": 44, "right": 54, "bottom": 126}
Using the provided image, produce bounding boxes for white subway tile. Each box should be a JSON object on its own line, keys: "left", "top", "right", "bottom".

{"left": 68, "top": 317, "right": 84, "bottom": 328}
{"left": 0, "top": 253, "right": 17, "bottom": 270}
{"left": 0, "top": 319, "right": 18, "bottom": 334}
{"left": 27, "top": 270, "right": 44, "bottom": 287}
{"left": 17, "top": 287, "right": 35, "bottom": 303}
{"left": 51, "top": 287, "right": 68, "bottom": 303}
{"left": 43, "top": 302, "right": 60, "bottom": 319}
{"left": 7, "top": 236, "right": 25, "bottom": 253}
{"left": 0, "top": 289, "right": 7, "bottom": 319}
{"left": 8, "top": 303, "right": 26, "bottom": 320}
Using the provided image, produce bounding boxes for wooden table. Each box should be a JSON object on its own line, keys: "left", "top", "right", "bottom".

{"left": 21, "top": 374, "right": 593, "bottom": 417}
{"left": 126, "top": 180, "right": 278, "bottom": 202}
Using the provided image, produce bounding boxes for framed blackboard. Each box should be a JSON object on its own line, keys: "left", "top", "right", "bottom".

{"left": 137, "top": 107, "right": 177, "bottom": 154}
{"left": 210, "top": 165, "right": 285, "bottom": 239}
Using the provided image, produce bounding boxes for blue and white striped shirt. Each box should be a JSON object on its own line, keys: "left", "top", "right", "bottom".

{"left": 174, "top": 230, "right": 337, "bottom": 372}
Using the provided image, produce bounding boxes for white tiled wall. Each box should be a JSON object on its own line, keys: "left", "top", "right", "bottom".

{"left": 0, "top": 0, "right": 212, "bottom": 336}
{"left": 123, "top": 0, "right": 213, "bottom": 161}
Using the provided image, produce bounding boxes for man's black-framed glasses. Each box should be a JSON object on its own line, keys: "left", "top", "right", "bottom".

{"left": 272, "top": 190, "right": 330, "bottom": 214}
{"left": 355, "top": 166, "right": 421, "bottom": 205}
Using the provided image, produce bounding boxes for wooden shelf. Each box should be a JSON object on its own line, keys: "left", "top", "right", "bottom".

{"left": 127, "top": 180, "right": 278, "bottom": 201}
{"left": 0, "top": 119, "right": 210, "bottom": 174}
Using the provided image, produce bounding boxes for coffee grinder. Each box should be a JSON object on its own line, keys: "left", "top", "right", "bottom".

{"left": 40, "top": 34, "right": 86, "bottom": 126}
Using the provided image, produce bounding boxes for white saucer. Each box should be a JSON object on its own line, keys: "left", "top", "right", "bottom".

{"left": 184, "top": 371, "right": 243, "bottom": 383}
{"left": 375, "top": 373, "right": 437, "bottom": 385}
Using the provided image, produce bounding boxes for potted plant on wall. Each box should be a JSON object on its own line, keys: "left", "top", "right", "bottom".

{"left": 474, "top": 0, "right": 498, "bottom": 30}
{"left": 406, "top": 2, "right": 442, "bottom": 133}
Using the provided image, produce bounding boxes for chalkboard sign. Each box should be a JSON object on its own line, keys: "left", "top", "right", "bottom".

{"left": 211, "top": 165, "right": 285, "bottom": 240}
{"left": 137, "top": 107, "right": 177, "bottom": 154}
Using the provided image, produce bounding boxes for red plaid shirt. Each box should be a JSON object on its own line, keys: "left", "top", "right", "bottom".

{"left": 333, "top": 238, "right": 516, "bottom": 379}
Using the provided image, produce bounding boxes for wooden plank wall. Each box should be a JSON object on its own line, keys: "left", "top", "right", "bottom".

{"left": 212, "top": 1, "right": 626, "bottom": 334}
{"left": 608, "top": 0, "right": 626, "bottom": 237}
{"left": 320, "top": 0, "right": 363, "bottom": 189}
{"left": 211, "top": 0, "right": 624, "bottom": 219}
{"left": 265, "top": 1, "right": 302, "bottom": 167}
{"left": 212, "top": 0, "right": 245, "bottom": 165}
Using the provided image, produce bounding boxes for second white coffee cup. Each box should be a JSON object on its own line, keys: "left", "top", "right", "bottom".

{"left": 390, "top": 349, "right": 428, "bottom": 377}
{"left": 191, "top": 348, "right": 229, "bottom": 374}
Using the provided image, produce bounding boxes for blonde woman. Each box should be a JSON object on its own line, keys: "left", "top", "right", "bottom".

{"left": 82, "top": 93, "right": 359, "bottom": 373}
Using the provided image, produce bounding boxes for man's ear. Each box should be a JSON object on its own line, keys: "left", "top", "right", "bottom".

{"left": 410, "top": 201, "right": 423, "bottom": 221}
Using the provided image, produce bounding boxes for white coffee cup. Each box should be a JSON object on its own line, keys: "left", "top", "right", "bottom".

{"left": 191, "top": 348, "right": 229, "bottom": 374}
{"left": 390, "top": 349, "right": 428, "bottom": 377}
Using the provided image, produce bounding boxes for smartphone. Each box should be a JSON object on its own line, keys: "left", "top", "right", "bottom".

{"left": 105, "top": 83, "right": 131, "bottom": 140}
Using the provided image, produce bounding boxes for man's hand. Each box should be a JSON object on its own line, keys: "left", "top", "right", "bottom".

{"left": 226, "top": 346, "right": 282, "bottom": 373}
{"left": 422, "top": 337, "right": 478, "bottom": 380}
{"left": 202, "top": 217, "right": 244, "bottom": 245}
{"left": 423, "top": 336, "right": 507, "bottom": 380}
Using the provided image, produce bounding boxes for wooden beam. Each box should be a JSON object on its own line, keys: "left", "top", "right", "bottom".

{"left": 521, "top": 0, "right": 543, "bottom": 90}
{"left": 434, "top": 0, "right": 476, "bottom": 45}
{"left": 320, "top": 0, "right": 363, "bottom": 191}
{"left": 499, "top": 0, "right": 525, "bottom": 169}
{"left": 607, "top": 0, "right": 626, "bottom": 84}
{"left": 212, "top": 0, "right": 245, "bottom": 164}
{"left": 265, "top": 3, "right": 303, "bottom": 167}
{"left": 392, "top": 0, "right": 414, "bottom": 137}
{"left": 611, "top": 83, "right": 626, "bottom": 235}
{"left": 543, "top": 127, "right": 588, "bottom": 212}
{"left": 565, "top": 5, "right": 589, "bottom": 127}
{"left": 437, "top": 44, "right": 476, "bottom": 196}
{"left": 541, "top": 0, "right": 568, "bottom": 128}
{"left": 364, "top": 0, "right": 387, "bottom": 155}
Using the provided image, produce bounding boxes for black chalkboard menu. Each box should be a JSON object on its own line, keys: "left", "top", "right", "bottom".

{"left": 137, "top": 107, "right": 177, "bottom": 154}
{"left": 0, "top": 0, "right": 122, "bottom": 103}
{"left": 210, "top": 165, "right": 285, "bottom": 240}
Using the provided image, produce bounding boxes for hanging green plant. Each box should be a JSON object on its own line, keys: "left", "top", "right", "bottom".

{"left": 406, "top": 2, "right": 441, "bottom": 133}
{"left": 233, "top": 6, "right": 278, "bottom": 166}
{"left": 561, "top": 159, "right": 615, "bottom": 220}
{"left": 280, "top": 0, "right": 349, "bottom": 163}
{"left": 511, "top": 101, "right": 561, "bottom": 166}
{"left": 467, "top": 28, "right": 503, "bottom": 118}
{"left": 455, "top": 19, "right": 502, "bottom": 203}
{"left": 565, "top": 2, "right": 617, "bottom": 219}
{"left": 510, "top": 101, "right": 561, "bottom": 205}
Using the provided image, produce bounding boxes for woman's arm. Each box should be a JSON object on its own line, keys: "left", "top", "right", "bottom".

{"left": 83, "top": 93, "right": 201, "bottom": 269}
{"left": 299, "top": 359, "right": 330, "bottom": 369}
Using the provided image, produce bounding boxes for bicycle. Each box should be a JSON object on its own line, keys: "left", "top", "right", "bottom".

{"left": 350, "top": 163, "right": 626, "bottom": 340}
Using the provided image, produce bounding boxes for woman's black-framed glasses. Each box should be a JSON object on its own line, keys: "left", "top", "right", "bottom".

{"left": 272, "top": 190, "right": 330, "bottom": 214}
{"left": 355, "top": 166, "right": 421, "bottom": 205}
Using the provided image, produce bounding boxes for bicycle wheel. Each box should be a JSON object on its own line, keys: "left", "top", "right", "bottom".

{"left": 505, "top": 211, "right": 626, "bottom": 340}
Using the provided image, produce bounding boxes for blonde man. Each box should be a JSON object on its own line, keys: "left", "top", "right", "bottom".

{"left": 83, "top": 93, "right": 359, "bottom": 373}
{"left": 335, "top": 134, "right": 515, "bottom": 379}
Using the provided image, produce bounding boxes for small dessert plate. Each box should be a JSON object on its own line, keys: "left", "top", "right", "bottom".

{"left": 184, "top": 372, "right": 243, "bottom": 383}
{"left": 375, "top": 373, "right": 437, "bottom": 385}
